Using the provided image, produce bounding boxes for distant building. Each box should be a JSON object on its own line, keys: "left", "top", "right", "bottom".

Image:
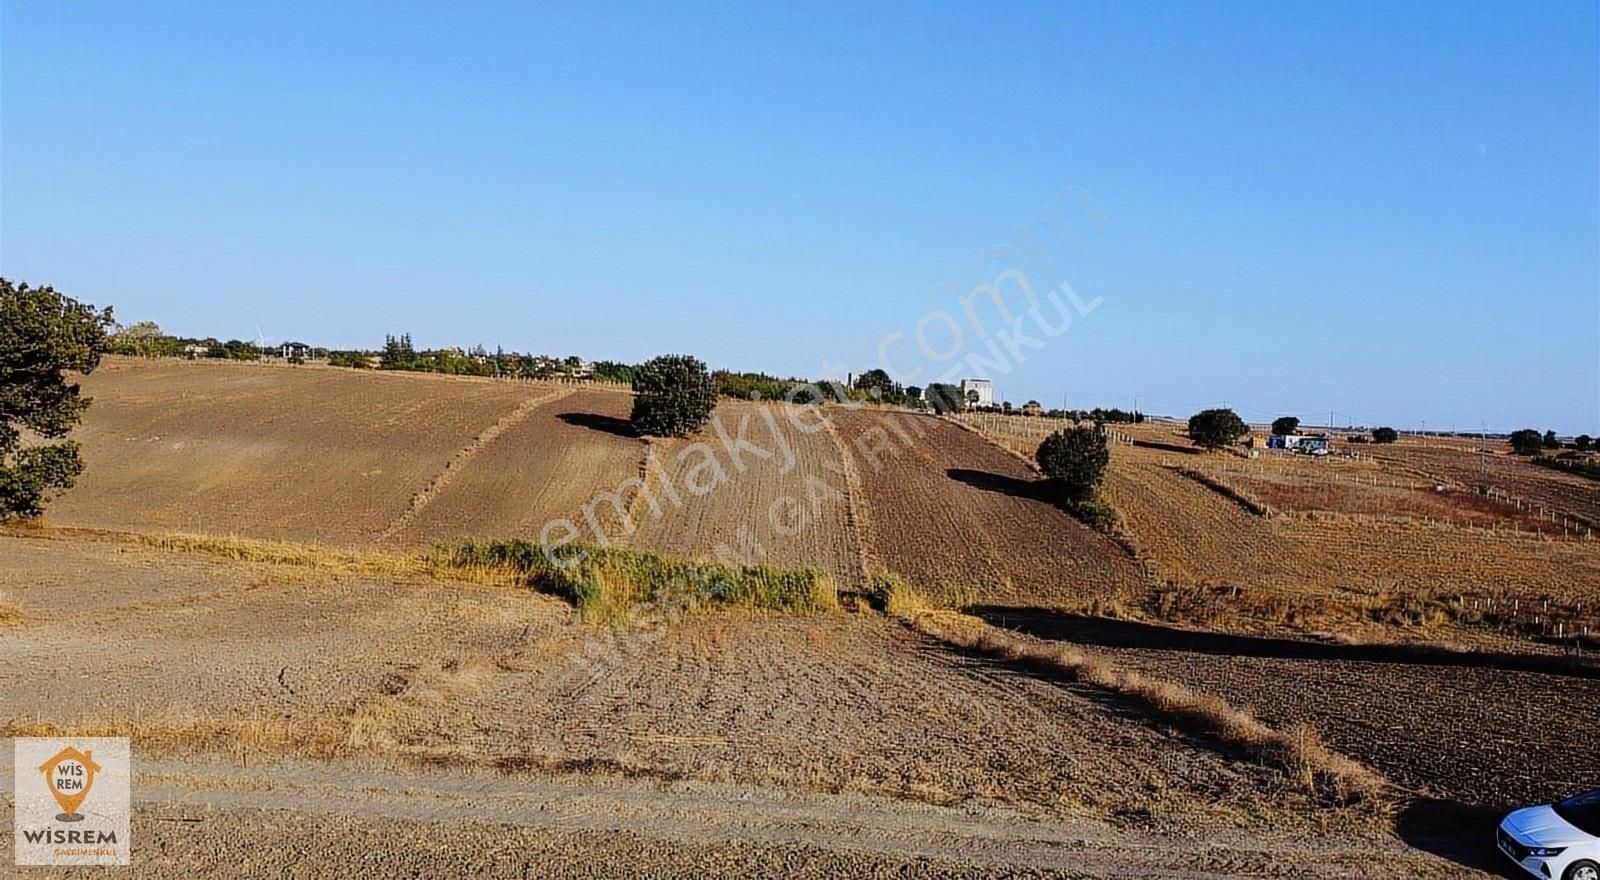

{"left": 1268, "top": 433, "right": 1332, "bottom": 455}
{"left": 183, "top": 343, "right": 210, "bottom": 359}
{"left": 960, "top": 378, "right": 994, "bottom": 408}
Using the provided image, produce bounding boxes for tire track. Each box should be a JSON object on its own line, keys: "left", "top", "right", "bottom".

{"left": 380, "top": 387, "right": 577, "bottom": 541}
{"left": 820, "top": 406, "right": 877, "bottom": 585}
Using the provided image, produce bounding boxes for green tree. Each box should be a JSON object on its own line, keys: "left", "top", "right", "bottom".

{"left": 852, "top": 368, "right": 895, "bottom": 400}
{"left": 631, "top": 354, "right": 717, "bottom": 437}
{"left": 1576, "top": 435, "right": 1594, "bottom": 452}
{"left": 110, "top": 320, "right": 170, "bottom": 357}
{"left": 1270, "top": 416, "right": 1300, "bottom": 436}
{"left": 1508, "top": 428, "right": 1544, "bottom": 456}
{"left": 925, "top": 383, "right": 965, "bottom": 415}
{"left": 1187, "top": 408, "right": 1248, "bottom": 450}
{"left": 1371, "top": 426, "right": 1399, "bottom": 444}
{"left": 0, "top": 280, "right": 114, "bottom": 520}
{"left": 1543, "top": 430, "right": 1561, "bottom": 449}
{"left": 904, "top": 385, "right": 922, "bottom": 401}
{"left": 1036, "top": 426, "right": 1110, "bottom": 502}
{"left": 380, "top": 333, "right": 417, "bottom": 370}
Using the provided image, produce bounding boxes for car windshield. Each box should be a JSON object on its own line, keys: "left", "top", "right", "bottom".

{"left": 1555, "top": 790, "right": 1600, "bottom": 837}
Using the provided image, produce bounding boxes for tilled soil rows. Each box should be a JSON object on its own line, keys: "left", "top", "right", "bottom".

{"left": 829, "top": 408, "right": 1145, "bottom": 608}
{"left": 392, "top": 388, "right": 645, "bottom": 545}
{"left": 52, "top": 357, "right": 568, "bottom": 545}
{"left": 987, "top": 610, "right": 1600, "bottom": 809}
{"left": 621, "top": 402, "right": 864, "bottom": 587}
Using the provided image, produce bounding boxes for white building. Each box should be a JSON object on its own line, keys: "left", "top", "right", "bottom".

{"left": 960, "top": 378, "right": 994, "bottom": 408}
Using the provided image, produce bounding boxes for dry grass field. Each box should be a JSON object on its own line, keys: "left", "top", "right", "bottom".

{"left": 1, "top": 528, "right": 1479, "bottom": 876}
{"left": 8, "top": 359, "right": 1595, "bottom": 876}
{"left": 50, "top": 357, "right": 576, "bottom": 544}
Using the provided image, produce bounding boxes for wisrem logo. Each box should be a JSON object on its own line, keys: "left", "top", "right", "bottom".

{"left": 13, "top": 738, "right": 131, "bottom": 866}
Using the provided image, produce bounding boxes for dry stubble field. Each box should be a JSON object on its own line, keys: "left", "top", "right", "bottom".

{"left": 5, "top": 359, "right": 1593, "bottom": 875}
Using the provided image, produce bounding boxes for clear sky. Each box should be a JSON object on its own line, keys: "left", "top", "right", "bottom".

{"left": 3, "top": 1, "right": 1596, "bottom": 432}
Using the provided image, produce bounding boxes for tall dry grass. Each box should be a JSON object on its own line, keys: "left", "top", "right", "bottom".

{"left": 872, "top": 576, "right": 1385, "bottom": 806}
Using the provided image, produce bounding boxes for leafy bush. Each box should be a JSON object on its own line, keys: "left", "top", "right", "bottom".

{"left": 631, "top": 354, "right": 717, "bottom": 437}
{"left": 1271, "top": 416, "right": 1300, "bottom": 436}
{"left": 1187, "top": 408, "right": 1248, "bottom": 450}
{"left": 326, "top": 351, "right": 373, "bottom": 368}
{"left": 1371, "top": 426, "right": 1398, "bottom": 444}
{"left": 1064, "top": 496, "right": 1119, "bottom": 530}
{"left": 1508, "top": 428, "right": 1544, "bottom": 456}
{"left": 1036, "top": 426, "right": 1110, "bottom": 502}
{"left": 0, "top": 279, "right": 114, "bottom": 520}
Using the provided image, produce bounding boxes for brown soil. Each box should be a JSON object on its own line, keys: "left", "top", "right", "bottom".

{"left": 984, "top": 610, "right": 1600, "bottom": 809}
{"left": 620, "top": 401, "right": 865, "bottom": 586}
{"left": 391, "top": 388, "right": 646, "bottom": 545}
{"left": 830, "top": 407, "right": 1145, "bottom": 607}
{"left": 50, "top": 357, "right": 564, "bottom": 545}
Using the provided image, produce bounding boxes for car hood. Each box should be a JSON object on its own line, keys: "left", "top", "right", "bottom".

{"left": 1505, "top": 806, "right": 1592, "bottom": 847}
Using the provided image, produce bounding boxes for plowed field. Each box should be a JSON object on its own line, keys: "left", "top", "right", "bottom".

{"left": 983, "top": 611, "right": 1600, "bottom": 810}
{"left": 50, "top": 357, "right": 565, "bottom": 545}
{"left": 621, "top": 402, "right": 864, "bottom": 586}
{"left": 391, "top": 389, "right": 645, "bottom": 545}
{"left": 829, "top": 408, "right": 1145, "bottom": 608}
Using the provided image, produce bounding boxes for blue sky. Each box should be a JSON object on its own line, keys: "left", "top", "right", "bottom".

{"left": 3, "top": 1, "right": 1595, "bottom": 432}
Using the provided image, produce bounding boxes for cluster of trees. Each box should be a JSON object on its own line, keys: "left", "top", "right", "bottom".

{"left": 850, "top": 369, "right": 924, "bottom": 407}
{"left": 712, "top": 370, "right": 853, "bottom": 405}
{"left": 109, "top": 321, "right": 261, "bottom": 361}
{"left": 1509, "top": 428, "right": 1576, "bottom": 456}
{"left": 0, "top": 280, "right": 114, "bottom": 520}
{"left": 365, "top": 333, "right": 632, "bottom": 382}
{"left": 1533, "top": 455, "right": 1600, "bottom": 482}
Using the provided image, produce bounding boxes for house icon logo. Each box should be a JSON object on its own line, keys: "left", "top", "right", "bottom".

{"left": 37, "top": 746, "right": 101, "bottom": 822}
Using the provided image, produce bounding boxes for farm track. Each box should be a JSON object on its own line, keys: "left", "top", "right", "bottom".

{"left": 380, "top": 386, "right": 578, "bottom": 540}
{"left": 821, "top": 406, "right": 877, "bottom": 583}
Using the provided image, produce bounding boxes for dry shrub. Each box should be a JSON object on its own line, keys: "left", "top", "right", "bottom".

{"left": 346, "top": 656, "right": 496, "bottom": 751}
{"left": 2, "top": 714, "right": 346, "bottom": 762}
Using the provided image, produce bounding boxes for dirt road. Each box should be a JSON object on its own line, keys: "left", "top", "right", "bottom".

{"left": 0, "top": 757, "right": 1482, "bottom": 878}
